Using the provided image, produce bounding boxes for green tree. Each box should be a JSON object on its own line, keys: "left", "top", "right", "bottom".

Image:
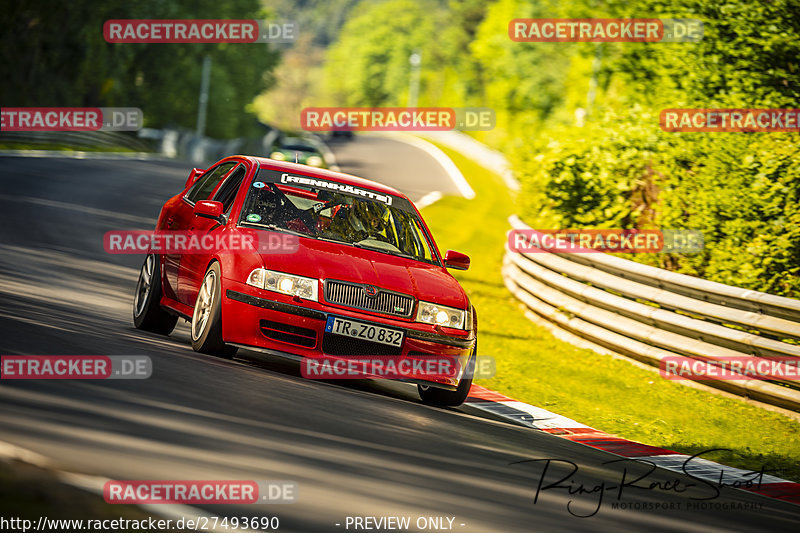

{"left": 1, "top": 0, "right": 280, "bottom": 137}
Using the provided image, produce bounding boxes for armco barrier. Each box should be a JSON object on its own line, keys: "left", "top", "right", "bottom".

{"left": 1, "top": 126, "right": 282, "bottom": 166}
{"left": 148, "top": 127, "right": 280, "bottom": 165}
{"left": 0, "top": 130, "right": 152, "bottom": 152}
{"left": 503, "top": 215, "right": 800, "bottom": 411}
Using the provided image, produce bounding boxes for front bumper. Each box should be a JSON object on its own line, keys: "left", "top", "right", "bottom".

{"left": 221, "top": 281, "right": 475, "bottom": 389}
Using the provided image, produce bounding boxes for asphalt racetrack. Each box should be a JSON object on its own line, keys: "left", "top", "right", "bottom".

{"left": 1, "top": 140, "right": 798, "bottom": 532}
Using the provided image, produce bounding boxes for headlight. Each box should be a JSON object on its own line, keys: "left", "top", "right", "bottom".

{"left": 306, "top": 155, "right": 324, "bottom": 167}
{"left": 270, "top": 151, "right": 286, "bottom": 161}
{"left": 246, "top": 268, "right": 318, "bottom": 301}
{"left": 415, "top": 301, "right": 466, "bottom": 329}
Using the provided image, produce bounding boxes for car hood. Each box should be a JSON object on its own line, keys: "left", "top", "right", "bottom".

{"left": 255, "top": 232, "right": 468, "bottom": 310}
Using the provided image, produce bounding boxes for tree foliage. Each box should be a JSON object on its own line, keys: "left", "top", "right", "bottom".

{"left": 512, "top": 0, "right": 800, "bottom": 297}
{"left": 1, "top": 0, "right": 280, "bottom": 138}
{"left": 326, "top": 0, "right": 800, "bottom": 296}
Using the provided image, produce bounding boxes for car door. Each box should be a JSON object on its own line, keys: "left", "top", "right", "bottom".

{"left": 164, "top": 162, "right": 237, "bottom": 301}
{"left": 177, "top": 162, "right": 248, "bottom": 306}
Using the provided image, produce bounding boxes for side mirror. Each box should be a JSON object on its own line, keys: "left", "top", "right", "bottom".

{"left": 194, "top": 200, "right": 225, "bottom": 223}
{"left": 185, "top": 168, "right": 205, "bottom": 189}
{"left": 443, "top": 250, "right": 470, "bottom": 271}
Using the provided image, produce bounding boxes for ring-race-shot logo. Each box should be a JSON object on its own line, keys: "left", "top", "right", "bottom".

{"left": 103, "top": 20, "right": 297, "bottom": 43}
{"left": 509, "top": 18, "right": 703, "bottom": 43}
{"left": 300, "top": 107, "right": 495, "bottom": 132}
{"left": 0, "top": 107, "right": 142, "bottom": 131}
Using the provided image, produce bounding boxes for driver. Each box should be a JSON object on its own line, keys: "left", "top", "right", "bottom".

{"left": 326, "top": 196, "right": 358, "bottom": 240}
{"left": 350, "top": 200, "right": 390, "bottom": 242}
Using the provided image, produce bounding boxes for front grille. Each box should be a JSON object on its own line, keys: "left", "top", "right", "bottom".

{"left": 321, "top": 334, "right": 402, "bottom": 356}
{"left": 260, "top": 320, "right": 317, "bottom": 348}
{"left": 324, "top": 280, "right": 414, "bottom": 318}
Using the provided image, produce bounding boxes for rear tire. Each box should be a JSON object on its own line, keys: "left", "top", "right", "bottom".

{"left": 133, "top": 254, "right": 178, "bottom": 335}
{"left": 191, "top": 262, "right": 238, "bottom": 359}
{"left": 418, "top": 345, "right": 476, "bottom": 407}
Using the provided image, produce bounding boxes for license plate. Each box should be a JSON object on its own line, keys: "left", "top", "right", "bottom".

{"left": 325, "top": 316, "right": 404, "bottom": 347}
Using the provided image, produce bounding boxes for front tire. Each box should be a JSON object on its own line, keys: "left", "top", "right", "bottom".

{"left": 418, "top": 345, "right": 476, "bottom": 407}
{"left": 191, "top": 262, "right": 238, "bottom": 359}
{"left": 133, "top": 254, "right": 178, "bottom": 335}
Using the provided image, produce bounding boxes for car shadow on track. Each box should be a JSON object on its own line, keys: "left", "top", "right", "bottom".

{"left": 200, "top": 335, "right": 429, "bottom": 407}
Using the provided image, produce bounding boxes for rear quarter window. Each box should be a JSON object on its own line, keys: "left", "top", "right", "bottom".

{"left": 212, "top": 164, "right": 247, "bottom": 214}
{"left": 185, "top": 162, "right": 237, "bottom": 204}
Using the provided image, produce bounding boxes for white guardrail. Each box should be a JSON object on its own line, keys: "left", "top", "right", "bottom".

{"left": 503, "top": 215, "right": 800, "bottom": 411}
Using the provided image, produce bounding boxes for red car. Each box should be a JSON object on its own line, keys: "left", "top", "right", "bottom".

{"left": 132, "top": 156, "right": 477, "bottom": 406}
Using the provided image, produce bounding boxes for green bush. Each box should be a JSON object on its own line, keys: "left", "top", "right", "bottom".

{"left": 515, "top": 110, "right": 670, "bottom": 230}
{"left": 658, "top": 132, "right": 800, "bottom": 296}
{"left": 515, "top": 115, "right": 800, "bottom": 297}
{"left": 513, "top": 0, "right": 800, "bottom": 298}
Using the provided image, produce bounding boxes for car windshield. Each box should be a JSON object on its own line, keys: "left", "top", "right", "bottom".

{"left": 239, "top": 169, "right": 438, "bottom": 264}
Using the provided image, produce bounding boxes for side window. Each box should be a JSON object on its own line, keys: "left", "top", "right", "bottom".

{"left": 185, "top": 162, "right": 237, "bottom": 204}
{"left": 213, "top": 164, "right": 247, "bottom": 214}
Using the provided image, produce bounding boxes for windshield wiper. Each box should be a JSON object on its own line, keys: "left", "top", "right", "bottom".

{"left": 353, "top": 242, "right": 418, "bottom": 261}
{"left": 315, "top": 235, "right": 348, "bottom": 245}
{"left": 246, "top": 222, "right": 309, "bottom": 237}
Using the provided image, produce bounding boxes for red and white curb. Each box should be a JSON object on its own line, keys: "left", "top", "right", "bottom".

{"left": 464, "top": 384, "right": 800, "bottom": 506}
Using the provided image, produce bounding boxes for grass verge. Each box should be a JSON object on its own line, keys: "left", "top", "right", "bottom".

{"left": 421, "top": 143, "right": 800, "bottom": 482}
